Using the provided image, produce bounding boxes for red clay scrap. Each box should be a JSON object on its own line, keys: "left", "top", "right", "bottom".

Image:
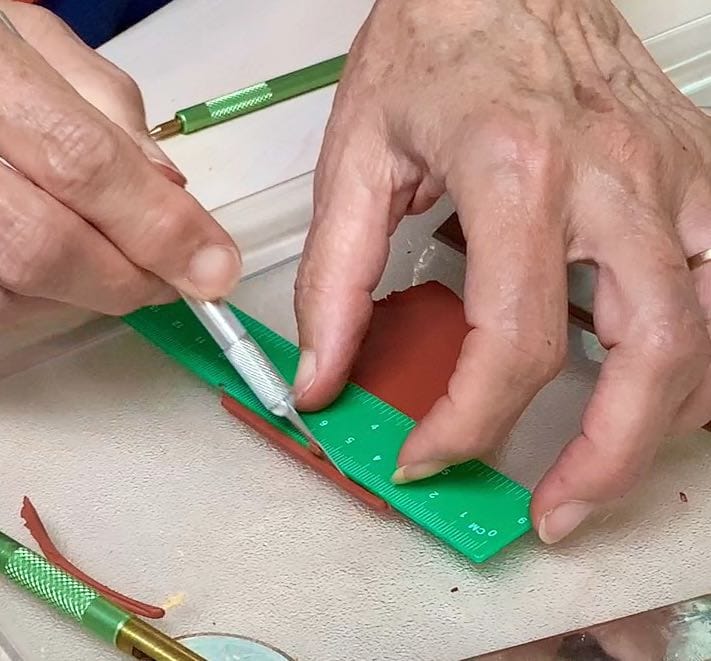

{"left": 220, "top": 394, "right": 390, "bottom": 511}
{"left": 20, "top": 497, "right": 165, "bottom": 619}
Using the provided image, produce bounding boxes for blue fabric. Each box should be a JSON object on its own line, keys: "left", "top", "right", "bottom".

{"left": 41, "top": 0, "right": 173, "bottom": 48}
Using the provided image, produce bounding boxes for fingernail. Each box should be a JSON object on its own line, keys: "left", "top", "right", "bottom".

{"left": 294, "top": 349, "right": 317, "bottom": 397}
{"left": 538, "top": 501, "right": 594, "bottom": 544}
{"left": 391, "top": 461, "right": 449, "bottom": 484}
{"left": 152, "top": 161, "right": 187, "bottom": 187}
{"left": 141, "top": 138, "right": 187, "bottom": 186}
{"left": 187, "top": 245, "right": 241, "bottom": 298}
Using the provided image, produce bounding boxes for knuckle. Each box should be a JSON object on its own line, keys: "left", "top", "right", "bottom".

{"left": 605, "top": 66, "right": 637, "bottom": 91}
{"left": 31, "top": 5, "right": 60, "bottom": 24}
{"left": 592, "top": 450, "right": 642, "bottom": 495}
{"left": 501, "top": 331, "right": 566, "bottom": 389}
{"left": 602, "top": 118, "right": 660, "bottom": 169}
{"left": 600, "top": 448, "right": 649, "bottom": 493}
{"left": 478, "top": 115, "right": 557, "bottom": 179}
{"left": 111, "top": 68, "right": 141, "bottom": 97}
{"left": 43, "top": 116, "right": 121, "bottom": 195}
{"left": 122, "top": 198, "right": 196, "bottom": 271}
{"left": 641, "top": 317, "right": 711, "bottom": 375}
{"left": 569, "top": 432, "right": 645, "bottom": 497}
{"left": 395, "top": 1, "right": 428, "bottom": 35}
{"left": 0, "top": 213, "right": 59, "bottom": 294}
{"left": 106, "top": 67, "right": 144, "bottom": 106}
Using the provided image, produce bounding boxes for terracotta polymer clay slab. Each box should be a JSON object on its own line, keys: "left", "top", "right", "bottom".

{"left": 222, "top": 281, "right": 469, "bottom": 505}
{"left": 348, "top": 280, "right": 468, "bottom": 420}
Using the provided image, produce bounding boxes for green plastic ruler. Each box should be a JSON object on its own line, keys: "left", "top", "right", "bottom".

{"left": 123, "top": 301, "right": 532, "bottom": 563}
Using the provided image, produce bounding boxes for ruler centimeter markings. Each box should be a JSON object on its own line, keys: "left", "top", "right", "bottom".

{"left": 123, "top": 300, "right": 532, "bottom": 563}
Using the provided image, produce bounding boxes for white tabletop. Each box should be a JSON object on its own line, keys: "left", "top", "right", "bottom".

{"left": 99, "top": 0, "right": 374, "bottom": 212}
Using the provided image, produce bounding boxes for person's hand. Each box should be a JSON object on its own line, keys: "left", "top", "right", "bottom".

{"left": 0, "top": 2, "right": 240, "bottom": 328}
{"left": 293, "top": 0, "right": 711, "bottom": 544}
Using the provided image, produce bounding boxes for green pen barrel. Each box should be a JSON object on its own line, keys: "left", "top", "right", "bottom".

{"left": 177, "top": 54, "right": 346, "bottom": 133}
{"left": 0, "top": 532, "right": 131, "bottom": 646}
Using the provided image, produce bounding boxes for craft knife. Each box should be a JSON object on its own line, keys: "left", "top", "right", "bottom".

{"left": 181, "top": 295, "right": 343, "bottom": 473}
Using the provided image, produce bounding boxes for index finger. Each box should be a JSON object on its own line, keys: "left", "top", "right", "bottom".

{"left": 293, "top": 125, "right": 397, "bottom": 409}
{"left": 0, "top": 29, "right": 239, "bottom": 300}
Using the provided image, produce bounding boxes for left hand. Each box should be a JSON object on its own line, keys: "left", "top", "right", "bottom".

{"left": 0, "top": 3, "right": 239, "bottom": 330}
{"left": 5, "top": 2, "right": 182, "bottom": 180}
{"left": 292, "top": 0, "right": 711, "bottom": 544}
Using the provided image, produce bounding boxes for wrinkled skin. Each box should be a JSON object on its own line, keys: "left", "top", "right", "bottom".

{"left": 294, "top": 0, "right": 711, "bottom": 543}
{"left": 0, "top": 1, "right": 240, "bottom": 328}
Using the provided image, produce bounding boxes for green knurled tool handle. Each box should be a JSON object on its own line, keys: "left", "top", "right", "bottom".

{"left": 176, "top": 54, "right": 346, "bottom": 134}
{"left": 0, "top": 532, "right": 131, "bottom": 645}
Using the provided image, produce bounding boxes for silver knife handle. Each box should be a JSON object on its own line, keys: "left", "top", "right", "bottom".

{"left": 180, "top": 294, "right": 294, "bottom": 415}
{"left": 224, "top": 336, "right": 292, "bottom": 415}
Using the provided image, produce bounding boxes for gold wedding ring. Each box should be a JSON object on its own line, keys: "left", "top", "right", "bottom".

{"left": 687, "top": 248, "right": 711, "bottom": 271}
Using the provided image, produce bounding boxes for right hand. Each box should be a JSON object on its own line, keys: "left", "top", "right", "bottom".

{"left": 293, "top": 0, "right": 711, "bottom": 546}
{"left": 0, "top": 2, "right": 241, "bottom": 328}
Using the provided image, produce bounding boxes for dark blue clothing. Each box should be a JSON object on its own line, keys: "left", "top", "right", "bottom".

{"left": 40, "top": 0, "right": 173, "bottom": 48}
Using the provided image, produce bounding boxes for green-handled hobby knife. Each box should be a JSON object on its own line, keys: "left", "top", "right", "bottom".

{"left": 0, "top": 531, "right": 205, "bottom": 661}
{"left": 150, "top": 54, "right": 346, "bottom": 139}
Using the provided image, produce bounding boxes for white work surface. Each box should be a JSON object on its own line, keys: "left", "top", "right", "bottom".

{"left": 1, "top": 2, "right": 711, "bottom": 660}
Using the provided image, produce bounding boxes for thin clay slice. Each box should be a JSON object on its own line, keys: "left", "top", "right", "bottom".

{"left": 222, "top": 281, "right": 469, "bottom": 505}
{"left": 220, "top": 395, "right": 390, "bottom": 511}
{"left": 20, "top": 497, "right": 165, "bottom": 619}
